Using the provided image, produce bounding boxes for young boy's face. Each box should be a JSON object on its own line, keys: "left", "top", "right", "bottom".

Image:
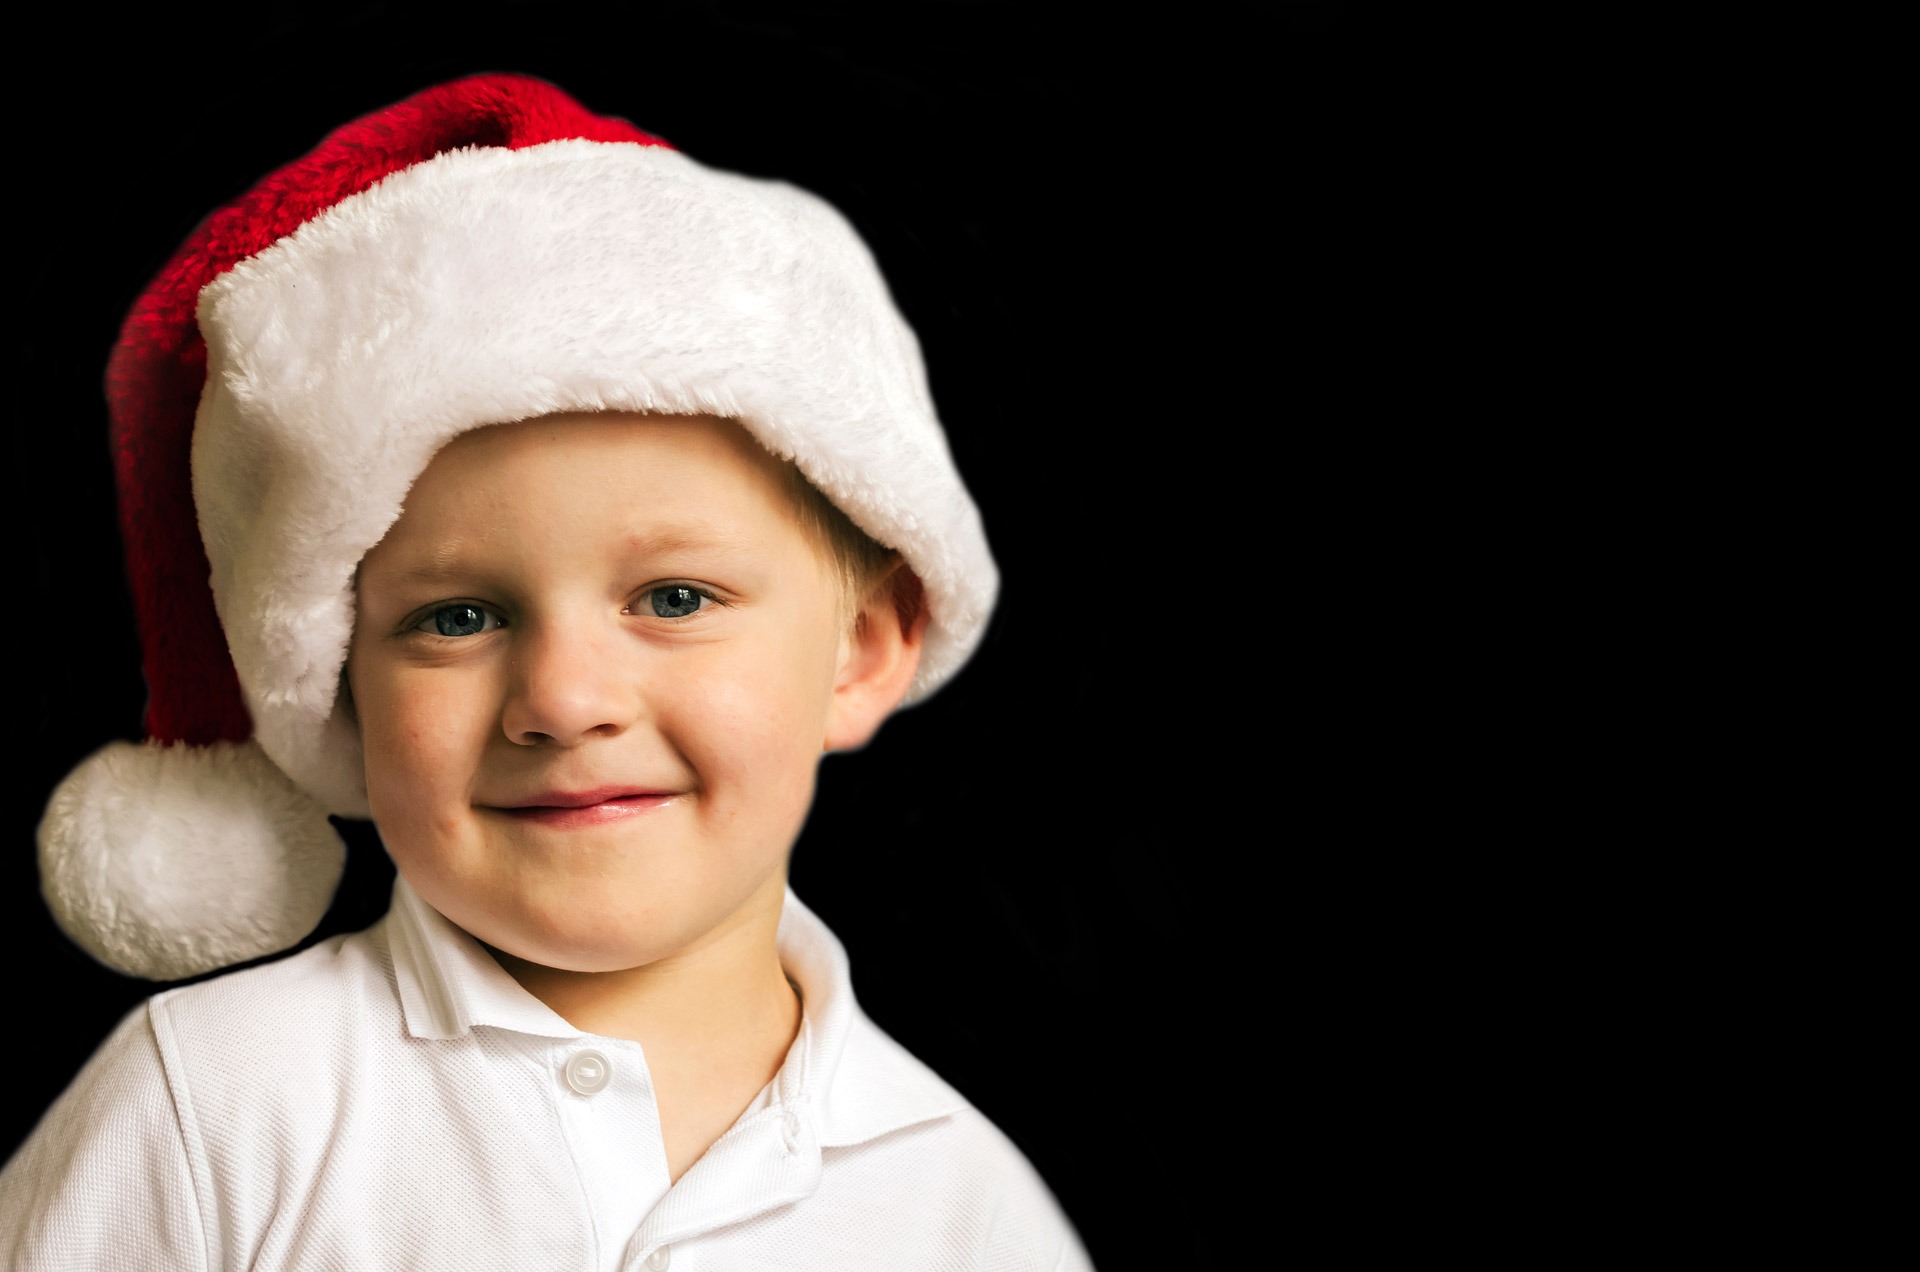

{"left": 348, "top": 412, "right": 868, "bottom": 975}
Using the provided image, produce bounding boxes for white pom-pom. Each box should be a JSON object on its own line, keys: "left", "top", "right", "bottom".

{"left": 37, "top": 739, "right": 347, "bottom": 980}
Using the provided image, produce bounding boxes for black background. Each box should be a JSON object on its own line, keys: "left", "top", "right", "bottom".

{"left": 7, "top": 4, "right": 1350, "bottom": 1265}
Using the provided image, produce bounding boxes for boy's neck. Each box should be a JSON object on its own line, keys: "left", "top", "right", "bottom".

{"left": 483, "top": 879, "right": 800, "bottom": 1055}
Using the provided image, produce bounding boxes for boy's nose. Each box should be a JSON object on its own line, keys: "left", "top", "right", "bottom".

{"left": 500, "top": 621, "right": 639, "bottom": 747}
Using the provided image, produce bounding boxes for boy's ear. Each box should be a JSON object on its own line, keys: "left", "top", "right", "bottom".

{"left": 824, "top": 562, "right": 929, "bottom": 753}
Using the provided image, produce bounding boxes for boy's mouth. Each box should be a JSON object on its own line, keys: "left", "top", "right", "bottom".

{"left": 490, "top": 787, "right": 677, "bottom": 827}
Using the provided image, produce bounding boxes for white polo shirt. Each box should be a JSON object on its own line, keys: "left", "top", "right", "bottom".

{"left": 0, "top": 879, "right": 1093, "bottom": 1271}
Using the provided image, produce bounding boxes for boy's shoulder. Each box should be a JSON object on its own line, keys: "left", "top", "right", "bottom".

{"left": 148, "top": 920, "right": 395, "bottom": 1036}
{"left": 819, "top": 1000, "right": 969, "bottom": 1140}
{"left": 814, "top": 1008, "right": 1093, "bottom": 1268}
{"left": 134, "top": 920, "right": 401, "bottom": 1103}
{"left": 0, "top": 924, "right": 403, "bottom": 1251}
{"left": 826, "top": 1005, "right": 1071, "bottom": 1190}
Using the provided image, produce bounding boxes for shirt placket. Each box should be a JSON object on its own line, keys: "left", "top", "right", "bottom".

{"left": 548, "top": 1035, "right": 673, "bottom": 1269}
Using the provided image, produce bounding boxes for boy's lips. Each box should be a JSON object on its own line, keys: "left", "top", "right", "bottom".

{"left": 487, "top": 786, "right": 679, "bottom": 827}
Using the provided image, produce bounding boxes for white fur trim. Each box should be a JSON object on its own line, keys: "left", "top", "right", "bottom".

{"left": 37, "top": 740, "right": 345, "bottom": 981}
{"left": 193, "top": 140, "right": 997, "bottom": 815}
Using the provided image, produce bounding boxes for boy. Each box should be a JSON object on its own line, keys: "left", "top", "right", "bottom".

{"left": 2, "top": 74, "right": 1092, "bottom": 1270}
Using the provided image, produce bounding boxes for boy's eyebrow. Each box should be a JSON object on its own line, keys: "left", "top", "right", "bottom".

{"left": 376, "top": 524, "right": 763, "bottom": 586}
{"left": 618, "top": 524, "right": 763, "bottom": 558}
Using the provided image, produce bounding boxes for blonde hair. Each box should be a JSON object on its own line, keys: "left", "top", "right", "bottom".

{"left": 777, "top": 462, "right": 907, "bottom": 627}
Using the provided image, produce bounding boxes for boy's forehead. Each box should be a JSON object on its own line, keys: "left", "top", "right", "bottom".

{"left": 370, "top": 411, "right": 814, "bottom": 557}
{"left": 436, "top": 409, "right": 773, "bottom": 463}
{"left": 425, "top": 412, "right": 779, "bottom": 492}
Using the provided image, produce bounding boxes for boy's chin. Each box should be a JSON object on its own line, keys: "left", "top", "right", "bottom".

{"left": 474, "top": 880, "right": 791, "bottom": 978}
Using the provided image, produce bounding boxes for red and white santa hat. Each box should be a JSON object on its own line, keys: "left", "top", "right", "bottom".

{"left": 38, "top": 74, "right": 997, "bottom": 982}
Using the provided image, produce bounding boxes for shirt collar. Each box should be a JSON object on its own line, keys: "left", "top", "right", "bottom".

{"left": 382, "top": 874, "right": 966, "bottom": 1148}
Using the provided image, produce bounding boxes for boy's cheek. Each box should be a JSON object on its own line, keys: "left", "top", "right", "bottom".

{"left": 353, "top": 667, "right": 486, "bottom": 787}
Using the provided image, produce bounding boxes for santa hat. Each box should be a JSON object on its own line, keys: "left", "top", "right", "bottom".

{"left": 39, "top": 74, "right": 997, "bottom": 982}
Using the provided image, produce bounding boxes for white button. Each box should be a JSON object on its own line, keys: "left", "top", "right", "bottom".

{"left": 645, "top": 1246, "right": 670, "bottom": 1270}
{"left": 780, "top": 1109, "right": 802, "bottom": 1155}
{"left": 563, "top": 1048, "right": 611, "bottom": 1096}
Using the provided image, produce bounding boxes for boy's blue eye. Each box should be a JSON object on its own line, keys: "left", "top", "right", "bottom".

{"left": 419, "top": 604, "right": 501, "bottom": 637}
{"left": 650, "top": 586, "right": 707, "bottom": 619}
